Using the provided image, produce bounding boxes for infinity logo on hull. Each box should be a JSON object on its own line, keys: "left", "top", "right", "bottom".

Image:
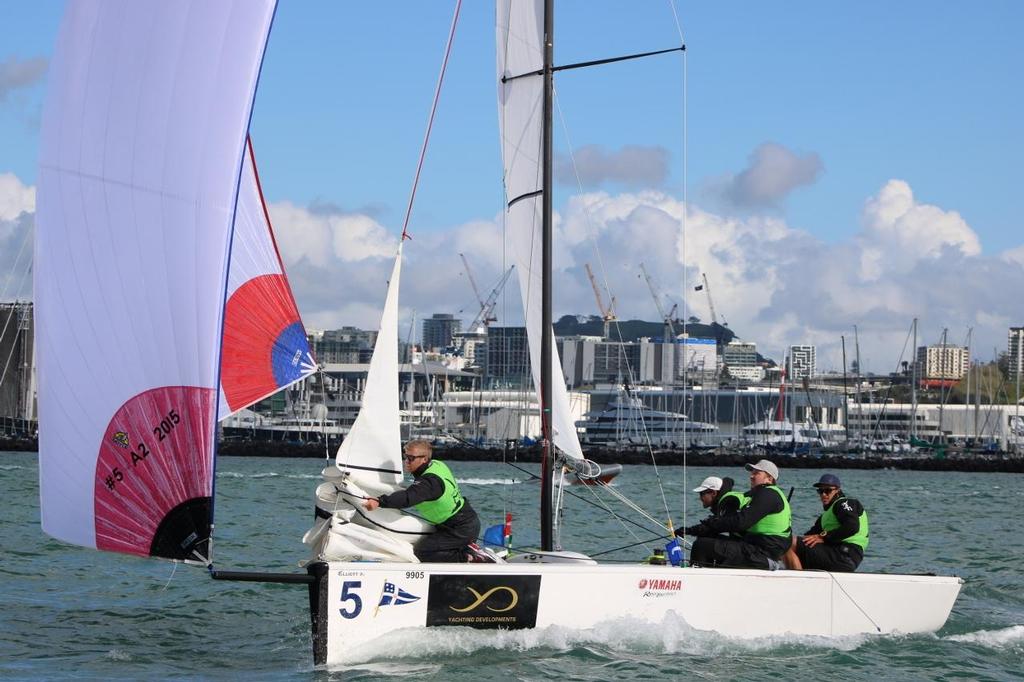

{"left": 449, "top": 586, "right": 518, "bottom": 613}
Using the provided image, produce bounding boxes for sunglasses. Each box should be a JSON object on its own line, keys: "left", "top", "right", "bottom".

{"left": 817, "top": 487, "right": 837, "bottom": 495}
{"left": 402, "top": 454, "right": 424, "bottom": 462}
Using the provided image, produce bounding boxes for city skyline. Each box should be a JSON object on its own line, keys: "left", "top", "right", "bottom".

{"left": 2, "top": 2, "right": 1022, "bottom": 374}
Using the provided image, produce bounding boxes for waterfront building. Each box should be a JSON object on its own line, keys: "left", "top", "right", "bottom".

{"left": 559, "top": 335, "right": 720, "bottom": 389}
{"left": 846, "top": 402, "right": 1022, "bottom": 450}
{"left": 1009, "top": 327, "right": 1024, "bottom": 380}
{"left": 915, "top": 343, "right": 969, "bottom": 386}
{"left": 723, "top": 341, "right": 763, "bottom": 382}
{"left": 308, "top": 327, "right": 377, "bottom": 364}
{"left": 421, "top": 313, "right": 461, "bottom": 352}
{"left": 678, "top": 336, "right": 717, "bottom": 382}
{"left": 786, "top": 344, "right": 817, "bottom": 380}
{"left": 581, "top": 385, "right": 845, "bottom": 444}
{"left": 0, "top": 302, "right": 35, "bottom": 433}
{"left": 430, "top": 389, "right": 590, "bottom": 444}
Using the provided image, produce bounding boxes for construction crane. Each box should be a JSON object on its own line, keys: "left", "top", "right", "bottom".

{"left": 584, "top": 263, "right": 617, "bottom": 337}
{"left": 639, "top": 262, "right": 675, "bottom": 340}
{"left": 460, "top": 253, "right": 514, "bottom": 332}
{"left": 700, "top": 272, "right": 725, "bottom": 327}
{"left": 460, "top": 253, "right": 486, "bottom": 318}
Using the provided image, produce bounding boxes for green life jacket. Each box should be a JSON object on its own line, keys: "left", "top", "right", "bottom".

{"left": 413, "top": 459, "right": 465, "bottom": 525}
{"left": 718, "top": 490, "right": 751, "bottom": 538}
{"left": 745, "top": 484, "right": 792, "bottom": 538}
{"left": 821, "top": 496, "right": 869, "bottom": 550}
{"left": 718, "top": 490, "right": 750, "bottom": 513}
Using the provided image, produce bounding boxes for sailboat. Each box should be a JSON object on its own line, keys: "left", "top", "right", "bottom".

{"left": 36, "top": 0, "right": 961, "bottom": 669}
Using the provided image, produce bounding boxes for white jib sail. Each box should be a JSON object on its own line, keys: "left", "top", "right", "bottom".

{"left": 334, "top": 245, "right": 405, "bottom": 488}
{"left": 497, "top": 0, "right": 584, "bottom": 462}
{"left": 35, "top": 1, "right": 277, "bottom": 558}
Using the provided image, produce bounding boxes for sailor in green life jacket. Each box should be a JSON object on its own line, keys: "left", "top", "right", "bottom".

{"left": 363, "top": 439, "right": 481, "bottom": 563}
{"left": 784, "top": 473, "right": 868, "bottom": 572}
{"left": 683, "top": 475, "right": 748, "bottom": 534}
{"left": 680, "top": 459, "right": 792, "bottom": 570}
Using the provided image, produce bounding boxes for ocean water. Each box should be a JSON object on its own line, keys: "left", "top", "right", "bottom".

{"left": 2, "top": 452, "right": 1022, "bottom": 681}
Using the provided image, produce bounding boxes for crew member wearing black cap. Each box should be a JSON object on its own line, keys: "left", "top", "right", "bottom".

{"left": 786, "top": 473, "right": 868, "bottom": 572}
{"left": 679, "top": 459, "right": 792, "bottom": 570}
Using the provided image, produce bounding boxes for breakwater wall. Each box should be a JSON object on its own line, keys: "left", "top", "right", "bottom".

{"left": 7, "top": 438, "right": 1022, "bottom": 473}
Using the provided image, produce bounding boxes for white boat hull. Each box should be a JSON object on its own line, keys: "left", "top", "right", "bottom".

{"left": 307, "top": 561, "right": 962, "bottom": 665}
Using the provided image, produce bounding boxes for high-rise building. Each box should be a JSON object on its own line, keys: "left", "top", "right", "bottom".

{"left": 422, "top": 313, "right": 461, "bottom": 352}
{"left": 786, "top": 344, "right": 817, "bottom": 380}
{"left": 484, "top": 326, "right": 530, "bottom": 386}
{"left": 1009, "top": 327, "right": 1024, "bottom": 380}
{"left": 916, "top": 344, "right": 969, "bottom": 382}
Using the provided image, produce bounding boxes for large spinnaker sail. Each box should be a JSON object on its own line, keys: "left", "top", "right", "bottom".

{"left": 497, "top": 0, "right": 584, "bottom": 462}
{"left": 36, "top": 1, "right": 277, "bottom": 561}
{"left": 219, "top": 136, "right": 317, "bottom": 420}
{"left": 334, "top": 245, "right": 405, "bottom": 487}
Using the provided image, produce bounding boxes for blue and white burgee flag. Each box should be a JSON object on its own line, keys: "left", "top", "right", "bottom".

{"left": 378, "top": 580, "right": 420, "bottom": 607}
{"left": 482, "top": 523, "right": 505, "bottom": 548}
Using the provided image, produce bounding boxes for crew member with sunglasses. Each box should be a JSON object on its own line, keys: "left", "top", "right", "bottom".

{"left": 785, "top": 473, "right": 868, "bottom": 572}
{"left": 681, "top": 459, "right": 792, "bottom": 570}
{"left": 363, "top": 439, "right": 481, "bottom": 562}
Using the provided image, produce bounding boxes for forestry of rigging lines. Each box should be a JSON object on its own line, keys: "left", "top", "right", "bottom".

{"left": 639, "top": 262, "right": 677, "bottom": 340}
{"left": 459, "top": 253, "right": 514, "bottom": 332}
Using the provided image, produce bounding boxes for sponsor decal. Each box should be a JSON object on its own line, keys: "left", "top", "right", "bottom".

{"left": 637, "top": 577, "right": 683, "bottom": 598}
{"left": 638, "top": 578, "right": 682, "bottom": 591}
{"left": 112, "top": 431, "right": 131, "bottom": 449}
{"left": 426, "top": 574, "right": 540, "bottom": 629}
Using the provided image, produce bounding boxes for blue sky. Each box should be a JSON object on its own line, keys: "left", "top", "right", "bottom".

{"left": 2, "top": 2, "right": 1022, "bottom": 370}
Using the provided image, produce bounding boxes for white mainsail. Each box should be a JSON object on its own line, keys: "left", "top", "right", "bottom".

{"left": 496, "top": 0, "right": 584, "bottom": 462}
{"left": 35, "top": 1, "right": 277, "bottom": 560}
{"left": 333, "top": 244, "right": 405, "bottom": 488}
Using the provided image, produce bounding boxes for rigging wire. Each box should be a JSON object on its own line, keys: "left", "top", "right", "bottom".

{"left": 399, "top": 0, "right": 462, "bottom": 242}
{"left": 552, "top": 87, "right": 675, "bottom": 538}
{"left": 669, "top": 0, "right": 691, "bottom": 539}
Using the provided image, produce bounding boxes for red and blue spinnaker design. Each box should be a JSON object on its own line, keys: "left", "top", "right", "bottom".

{"left": 219, "top": 137, "right": 316, "bottom": 417}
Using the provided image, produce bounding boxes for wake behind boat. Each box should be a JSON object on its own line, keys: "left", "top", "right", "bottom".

{"left": 34, "top": 0, "right": 961, "bottom": 669}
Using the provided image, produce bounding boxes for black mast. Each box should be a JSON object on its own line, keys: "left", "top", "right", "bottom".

{"left": 540, "top": 0, "right": 554, "bottom": 552}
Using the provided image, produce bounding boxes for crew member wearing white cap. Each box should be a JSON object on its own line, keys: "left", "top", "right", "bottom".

{"left": 684, "top": 476, "right": 748, "bottom": 535}
{"left": 681, "top": 459, "right": 792, "bottom": 570}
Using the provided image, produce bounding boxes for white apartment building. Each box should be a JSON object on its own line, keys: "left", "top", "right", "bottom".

{"left": 915, "top": 344, "right": 969, "bottom": 381}
{"left": 786, "top": 344, "right": 816, "bottom": 380}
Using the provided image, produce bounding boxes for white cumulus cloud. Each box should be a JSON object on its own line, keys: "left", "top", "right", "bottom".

{"left": 0, "top": 173, "right": 35, "bottom": 223}
{"left": 858, "top": 179, "right": 980, "bottom": 279}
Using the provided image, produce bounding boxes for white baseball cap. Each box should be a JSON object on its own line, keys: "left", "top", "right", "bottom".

{"left": 693, "top": 476, "right": 724, "bottom": 493}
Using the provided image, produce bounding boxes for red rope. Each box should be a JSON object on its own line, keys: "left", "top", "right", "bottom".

{"left": 400, "top": 0, "right": 463, "bottom": 241}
